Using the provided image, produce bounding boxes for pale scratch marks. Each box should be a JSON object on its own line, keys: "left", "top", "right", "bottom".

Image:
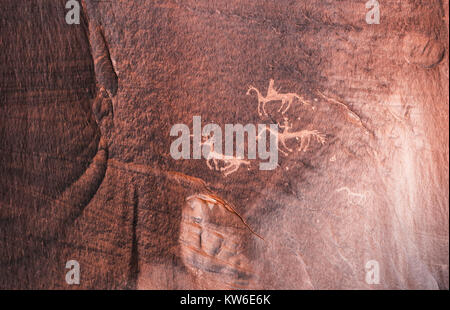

{"left": 336, "top": 187, "right": 369, "bottom": 206}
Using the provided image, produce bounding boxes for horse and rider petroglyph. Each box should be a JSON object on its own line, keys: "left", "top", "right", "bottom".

{"left": 246, "top": 79, "right": 310, "bottom": 117}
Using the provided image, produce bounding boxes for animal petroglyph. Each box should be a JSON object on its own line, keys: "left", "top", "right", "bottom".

{"left": 170, "top": 117, "right": 278, "bottom": 176}
{"left": 259, "top": 118, "right": 326, "bottom": 156}
{"left": 247, "top": 79, "right": 309, "bottom": 117}
{"left": 168, "top": 80, "right": 326, "bottom": 177}
{"left": 336, "top": 187, "right": 368, "bottom": 206}
{"left": 200, "top": 135, "right": 251, "bottom": 177}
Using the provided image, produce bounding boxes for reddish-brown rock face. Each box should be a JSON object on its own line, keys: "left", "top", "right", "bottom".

{"left": 0, "top": 0, "right": 448, "bottom": 289}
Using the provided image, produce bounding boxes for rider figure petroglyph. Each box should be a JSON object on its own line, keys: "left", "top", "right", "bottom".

{"left": 247, "top": 79, "right": 310, "bottom": 117}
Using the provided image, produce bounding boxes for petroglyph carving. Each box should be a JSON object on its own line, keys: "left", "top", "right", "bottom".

{"left": 247, "top": 79, "right": 309, "bottom": 117}
{"left": 259, "top": 118, "right": 326, "bottom": 156}
{"left": 192, "top": 80, "right": 325, "bottom": 176}
{"left": 336, "top": 187, "right": 368, "bottom": 206}
{"left": 200, "top": 135, "right": 251, "bottom": 177}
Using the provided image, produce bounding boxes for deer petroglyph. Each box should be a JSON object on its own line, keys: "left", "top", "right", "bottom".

{"left": 259, "top": 118, "right": 326, "bottom": 156}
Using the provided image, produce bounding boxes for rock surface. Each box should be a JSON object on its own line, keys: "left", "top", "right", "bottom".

{"left": 0, "top": 0, "right": 448, "bottom": 289}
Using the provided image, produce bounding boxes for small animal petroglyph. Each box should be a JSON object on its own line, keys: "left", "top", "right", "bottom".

{"left": 336, "top": 187, "right": 368, "bottom": 206}
{"left": 200, "top": 135, "right": 251, "bottom": 177}
{"left": 247, "top": 79, "right": 309, "bottom": 117}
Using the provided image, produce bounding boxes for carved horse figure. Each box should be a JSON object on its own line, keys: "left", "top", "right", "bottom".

{"left": 247, "top": 79, "right": 310, "bottom": 117}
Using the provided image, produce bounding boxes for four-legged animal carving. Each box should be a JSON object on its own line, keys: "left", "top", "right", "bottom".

{"left": 201, "top": 136, "right": 251, "bottom": 177}
{"left": 259, "top": 118, "right": 326, "bottom": 156}
{"left": 246, "top": 79, "right": 309, "bottom": 117}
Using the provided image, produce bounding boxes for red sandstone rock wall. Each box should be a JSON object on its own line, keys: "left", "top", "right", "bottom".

{"left": 0, "top": 0, "right": 448, "bottom": 289}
